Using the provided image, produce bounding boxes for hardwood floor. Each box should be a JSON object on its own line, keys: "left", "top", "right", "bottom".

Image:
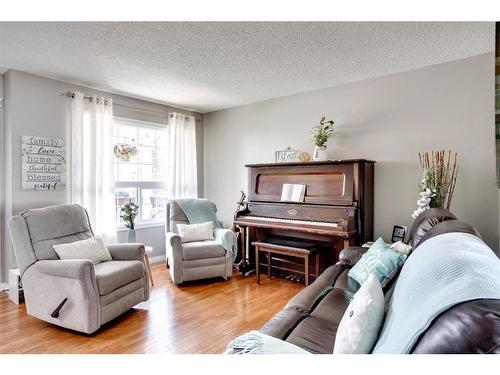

{"left": 0, "top": 262, "right": 304, "bottom": 354}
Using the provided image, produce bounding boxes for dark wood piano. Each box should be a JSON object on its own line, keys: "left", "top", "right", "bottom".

{"left": 234, "top": 159, "right": 375, "bottom": 280}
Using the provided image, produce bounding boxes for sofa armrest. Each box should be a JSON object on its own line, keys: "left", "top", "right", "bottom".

{"left": 337, "top": 246, "right": 368, "bottom": 267}
{"left": 36, "top": 259, "right": 95, "bottom": 280}
{"left": 107, "top": 243, "right": 145, "bottom": 260}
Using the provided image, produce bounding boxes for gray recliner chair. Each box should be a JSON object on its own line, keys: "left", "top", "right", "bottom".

{"left": 8, "top": 204, "right": 150, "bottom": 334}
{"left": 165, "top": 200, "right": 233, "bottom": 285}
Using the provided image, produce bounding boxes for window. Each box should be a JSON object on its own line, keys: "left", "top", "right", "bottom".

{"left": 113, "top": 118, "right": 168, "bottom": 228}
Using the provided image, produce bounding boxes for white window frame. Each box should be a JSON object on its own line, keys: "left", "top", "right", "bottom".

{"left": 113, "top": 116, "right": 168, "bottom": 231}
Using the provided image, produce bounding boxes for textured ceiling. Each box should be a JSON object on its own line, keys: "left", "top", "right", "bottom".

{"left": 0, "top": 22, "right": 494, "bottom": 113}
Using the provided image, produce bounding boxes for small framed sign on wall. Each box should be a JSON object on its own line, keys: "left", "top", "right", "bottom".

{"left": 21, "top": 135, "right": 66, "bottom": 191}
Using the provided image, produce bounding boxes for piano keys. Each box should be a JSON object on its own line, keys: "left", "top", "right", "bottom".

{"left": 234, "top": 159, "right": 375, "bottom": 279}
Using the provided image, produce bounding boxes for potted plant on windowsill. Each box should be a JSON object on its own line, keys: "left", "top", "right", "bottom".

{"left": 121, "top": 201, "right": 139, "bottom": 242}
{"left": 311, "top": 116, "right": 334, "bottom": 161}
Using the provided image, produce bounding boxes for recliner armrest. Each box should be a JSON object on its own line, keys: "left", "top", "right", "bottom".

{"left": 36, "top": 259, "right": 95, "bottom": 280}
{"left": 165, "top": 232, "right": 182, "bottom": 247}
{"left": 107, "top": 243, "right": 145, "bottom": 260}
{"left": 337, "top": 246, "right": 367, "bottom": 267}
{"left": 165, "top": 232, "right": 183, "bottom": 284}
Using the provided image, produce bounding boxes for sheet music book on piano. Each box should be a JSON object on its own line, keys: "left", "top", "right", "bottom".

{"left": 280, "top": 183, "right": 306, "bottom": 202}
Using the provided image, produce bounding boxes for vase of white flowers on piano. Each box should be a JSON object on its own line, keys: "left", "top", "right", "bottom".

{"left": 311, "top": 116, "right": 334, "bottom": 161}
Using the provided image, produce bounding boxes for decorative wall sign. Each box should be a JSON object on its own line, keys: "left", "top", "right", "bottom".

{"left": 275, "top": 147, "right": 300, "bottom": 163}
{"left": 21, "top": 135, "right": 66, "bottom": 191}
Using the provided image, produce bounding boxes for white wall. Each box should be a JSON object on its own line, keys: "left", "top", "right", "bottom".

{"left": 204, "top": 53, "right": 499, "bottom": 253}
{"left": 1, "top": 70, "right": 204, "bottom": 281}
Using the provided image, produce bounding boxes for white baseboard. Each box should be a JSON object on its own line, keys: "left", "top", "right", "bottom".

{"left": 0, "top": 282, "right": 8, "bottom": 292}
{"left": 148, "top": 254, "right": 166, "bottom": 264}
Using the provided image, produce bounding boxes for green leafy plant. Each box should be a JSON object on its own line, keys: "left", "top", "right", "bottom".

{"left": 120, "top": 201, "right": 139, "bottom": 229}
{"left": 312, "top": 116, "right": 335, "bottom": 147}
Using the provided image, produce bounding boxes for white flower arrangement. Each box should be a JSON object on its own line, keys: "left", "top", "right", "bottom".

{"left": 411, "top": 182, "right": 435, "bottom": 219}
{"left": 411, "top": 150, "right": 458, "bottom": 219}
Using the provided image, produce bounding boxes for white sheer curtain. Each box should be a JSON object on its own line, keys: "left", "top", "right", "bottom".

{"left": 166, "top": 112, "right": 198, "bottom": 198}
{"left": 68, "top": 92, "right": 116, "bottom": 242}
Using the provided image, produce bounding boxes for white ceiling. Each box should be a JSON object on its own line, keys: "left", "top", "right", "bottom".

{"left": 0, "top": 22, "right": 494, "bottom": 113}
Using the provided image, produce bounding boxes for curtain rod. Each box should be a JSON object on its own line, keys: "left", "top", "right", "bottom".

{"left": 114, "top": 102, "right": 202, "bottom": 122}
{"left": 61, "top": 90, "right": 110, "bottom": 106}
{"left": 61, "top": 91, "right": 202, "bottom": 121}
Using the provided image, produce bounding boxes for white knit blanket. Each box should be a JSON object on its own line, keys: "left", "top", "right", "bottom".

{"left": 225, "top": 331, "right": 311, "bottom": 354}
{"left": 372, "top": 232, "right": 500, "bottom": 353}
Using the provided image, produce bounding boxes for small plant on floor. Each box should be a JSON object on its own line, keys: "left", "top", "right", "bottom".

{"left": 121, "top": 201, "right": 139, "bottom": 229}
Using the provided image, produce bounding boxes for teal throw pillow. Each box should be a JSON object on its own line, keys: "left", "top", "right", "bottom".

{"left": 348, "top": 237, "right": 407, "bottom": 286}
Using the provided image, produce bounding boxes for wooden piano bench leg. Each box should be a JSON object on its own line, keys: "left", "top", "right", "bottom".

{"left": 315, "top": 253, "right": 320, "bottom": 279}
{"left": 255, "top": 246, "right": 260, "bottom": 284}
{"left": 304, "top": 254, "right": 309, "bottom": 287}
{"left": 267, "top": 252, "right": 272, "bottom": 280}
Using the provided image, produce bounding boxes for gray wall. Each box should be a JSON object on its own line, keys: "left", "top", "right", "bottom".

{"left": 1, "top": 70, "right": 204, "bottom": 281}
{"left": 204, "top": 53, "right": 499, "bottom": 253}
{"left": 0, "top": 74, "right": 4, "bottom": 282}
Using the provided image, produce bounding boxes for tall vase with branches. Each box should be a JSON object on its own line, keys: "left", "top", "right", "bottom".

{"left": 412, "top": 150, "right": 458, "bottom": 218}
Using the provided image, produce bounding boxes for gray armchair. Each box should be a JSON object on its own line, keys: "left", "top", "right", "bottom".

{"left": 8, "top": 204, "right": 150, "bottom": 334}
{"left": 165, "top": 200, "right": 233, "bottom": 285}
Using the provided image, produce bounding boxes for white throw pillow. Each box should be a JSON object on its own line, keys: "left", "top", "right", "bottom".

{"left": 390, "top": 241, "right": 412, "bottom": 255}
{"left": 52, "top": 236, "right": 112, "bottom": 265}
{"left": 177, "top": 221, "right": 214, "bottom": 243}
{"left": 333, "top": 273, "right": 385, "bottom": 354}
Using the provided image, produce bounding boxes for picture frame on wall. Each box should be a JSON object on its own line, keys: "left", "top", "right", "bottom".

{"left": 21, "top": 135, "right": 66, "bottom": 191}
{"left": 391, "top": 225, "right": 407, "bottom": 243}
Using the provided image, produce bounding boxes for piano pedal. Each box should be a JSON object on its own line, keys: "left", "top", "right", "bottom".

{"left": 285, "top": 275, "right": 303, "bottom": 283}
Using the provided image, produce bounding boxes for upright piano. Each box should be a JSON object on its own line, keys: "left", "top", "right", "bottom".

{"left": 234, "top": 159, "right": 375, "bottom": 279}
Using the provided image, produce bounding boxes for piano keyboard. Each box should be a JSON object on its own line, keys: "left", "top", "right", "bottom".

{"left": 239, "top": 215, "right": 340, "bottom": 228}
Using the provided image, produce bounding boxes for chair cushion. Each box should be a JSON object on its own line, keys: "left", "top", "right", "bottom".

{"left": 94, "top": 260, "right": 144, "bottom": 295}
{"left": 168, "top": 200, "right": 189, "bottom": 233}
{"left": 22, "top": 204, "right": 93, "bottom": 260}
{"left": 285, "top": 288, "right": 354, "bottom": 354}
{"left": 182, "top": 241, "right": 225, "bottom": 261}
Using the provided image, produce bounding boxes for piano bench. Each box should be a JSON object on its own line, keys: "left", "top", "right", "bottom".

{"left": 252, "top": 238, "right": 325, "bottom": 286}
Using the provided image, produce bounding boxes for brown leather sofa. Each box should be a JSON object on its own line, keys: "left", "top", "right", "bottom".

{"left": 259, "top": 208, "right": 500, "bottom": 354}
